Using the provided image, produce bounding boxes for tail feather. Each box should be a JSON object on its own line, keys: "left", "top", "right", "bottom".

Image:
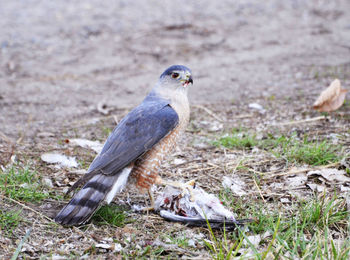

{"left": 55, "top": 167, "right": 131, "bottom": 226}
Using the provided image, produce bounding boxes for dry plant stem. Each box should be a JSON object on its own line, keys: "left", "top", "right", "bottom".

{"left": 227, "top": 158, "right": 244, "bottom": 174}
{"left": 274, "top": 116, "right": 326, "bottom": 126}
{"left": 193, "top": 105, "right": 224, "bottom": 122}
{"left": 253, "top": 178, "right": 266, "bottom": 203}
{"left": 0, "top": 194, "right": 53, "bottom": 222}
{"left": 229, "top": 114, "right": 254, "bottom": 119}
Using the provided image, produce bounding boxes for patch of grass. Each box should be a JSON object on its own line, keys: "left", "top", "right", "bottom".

{"left": 0, "top": 210, "right": 21, "bottom": 235}
{"left": 214, "top": 130, "right": 257, "bottom": 150}
{"left": 217, "top": 189, "right": 350, "bottom": 258}
{"left": 204, "top": 218, "right": 251, "bottom": 259}
{"left": 92, "top": 204, "right": 127, "bottom": 227}
{"left": 216, "top": 131, "right": 339, "bottom": 165}
{"left": 166, "top": 235, "right": 190, "bottom": 248}
{"left": 266, "top": 134, "right": 339, "bottom": 165}
{"left": 0, "top": 166, "right": 50, "bottom": 202}
{"left": 101, "top": 126, "right": 112, "bottom": 139}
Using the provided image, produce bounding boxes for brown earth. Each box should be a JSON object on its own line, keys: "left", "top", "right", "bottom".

{"left": 1, "top": 0, "right": 350, "bottom": 140}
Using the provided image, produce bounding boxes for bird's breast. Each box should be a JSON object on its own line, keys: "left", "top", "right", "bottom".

{"left": 131, "top": 108, "right": 189, "bottom": 192}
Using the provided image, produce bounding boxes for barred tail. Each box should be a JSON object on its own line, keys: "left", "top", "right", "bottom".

{"left": 55, "top": 167, "right": 131, "bottom": 226}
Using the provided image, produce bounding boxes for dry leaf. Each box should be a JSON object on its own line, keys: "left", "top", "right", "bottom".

{"left": 286, "top": 174, "right": 307, "bottom": 188}
{"left": 307, "top": 168, "right": 350, "bottom": 183}
{"left": 222, "top": 176, "right": 247, "bottom": 196}
{"left": 306, "top": 183, "right": 326, "bottom": 193}
{"left": 313, "top": 79, "right": 347, "bottom": 112}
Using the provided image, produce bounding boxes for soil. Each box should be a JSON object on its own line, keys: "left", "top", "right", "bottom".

{"left": 0, "top": 0, "right": 350, "bottom": 258}
{"left": 1, "top": 0, "right": 350, "bottom": 140}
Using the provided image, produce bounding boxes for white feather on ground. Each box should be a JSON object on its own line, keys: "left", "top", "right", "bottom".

{"left": 41, "top": 153, "right": 78, "bottom": 168}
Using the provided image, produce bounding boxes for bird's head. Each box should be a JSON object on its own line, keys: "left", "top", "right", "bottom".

{"left": 158, "top": 65, "right": 193, "bottom": 91}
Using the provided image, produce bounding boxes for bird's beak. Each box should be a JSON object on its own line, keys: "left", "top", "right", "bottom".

{"left": 181, "top": 75, "right": 193, "bottom": 88}
{"left": 187, "top": 76, "right": 193, "bottom": 85}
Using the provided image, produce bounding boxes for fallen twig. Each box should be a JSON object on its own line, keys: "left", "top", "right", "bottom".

{"left": 253, "top": 177, "right": 266, "bottom": 203}
{"left": 0, "top": 195, "right": 53, "bottom": 222}
{"left": 193, "top": 105, "right": 224, "bottom": 122}
{"left": 273, "top": 116, "right": 326, "bottom": 126}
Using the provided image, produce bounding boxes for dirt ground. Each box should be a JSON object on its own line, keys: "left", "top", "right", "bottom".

{"left": 1, "top": 0, "right": 350, "bottom": 140}
{"left": 1, "top": 0, "right": 350, "bottom": 259}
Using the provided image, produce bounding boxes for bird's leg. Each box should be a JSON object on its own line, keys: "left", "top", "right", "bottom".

{"left": 156, "top": 177, "right": 196, "bottom": 201}
{"left": 142, "top": 189, "right": 155, "bottom": 212}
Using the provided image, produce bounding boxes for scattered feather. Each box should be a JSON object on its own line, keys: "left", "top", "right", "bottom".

{"left": 69, "top": 138, "right": 103, "bottom": 153}
{"left": 313, "top": 79, "right": 347, "bottom": 112}
{"left": 248, "top": 103, "right": 266, "bottom": 113}
{"left": 41, "top": 153, "right": 78, "bottom": 168}
{"left": 95, "top": 243, "right": 111, "bottom": 249}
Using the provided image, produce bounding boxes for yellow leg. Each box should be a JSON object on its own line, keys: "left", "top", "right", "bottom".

{"left": 142, "top": 189, "right": 155, "bottom": 212}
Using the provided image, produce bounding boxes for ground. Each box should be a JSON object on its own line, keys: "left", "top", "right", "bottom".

{"left": 1, "top": 0, "right": 350, "bottom": 259}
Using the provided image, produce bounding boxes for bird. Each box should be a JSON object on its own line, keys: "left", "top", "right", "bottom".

{"left": 55, "top": 65, "right": 193, "bottom": 226}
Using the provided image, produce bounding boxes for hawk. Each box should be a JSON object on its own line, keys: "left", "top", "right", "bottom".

{"left": 55, "top": 65, "right": 193, "bottom": 225}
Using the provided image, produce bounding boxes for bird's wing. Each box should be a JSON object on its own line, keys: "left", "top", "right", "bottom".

{"left": 68, "top": 97, "right": 178, "bottom": 193}
{"left": 93, "top": 98, "right": 178, "bottom": 173}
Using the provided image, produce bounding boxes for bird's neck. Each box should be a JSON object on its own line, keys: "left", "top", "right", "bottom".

{"left": 153, "top": 86, "right": 190, "bottom": 124}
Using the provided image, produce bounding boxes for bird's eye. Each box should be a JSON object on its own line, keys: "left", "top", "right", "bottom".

{"left": 171, "top": 72, "right": 179, "bottom": 79}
